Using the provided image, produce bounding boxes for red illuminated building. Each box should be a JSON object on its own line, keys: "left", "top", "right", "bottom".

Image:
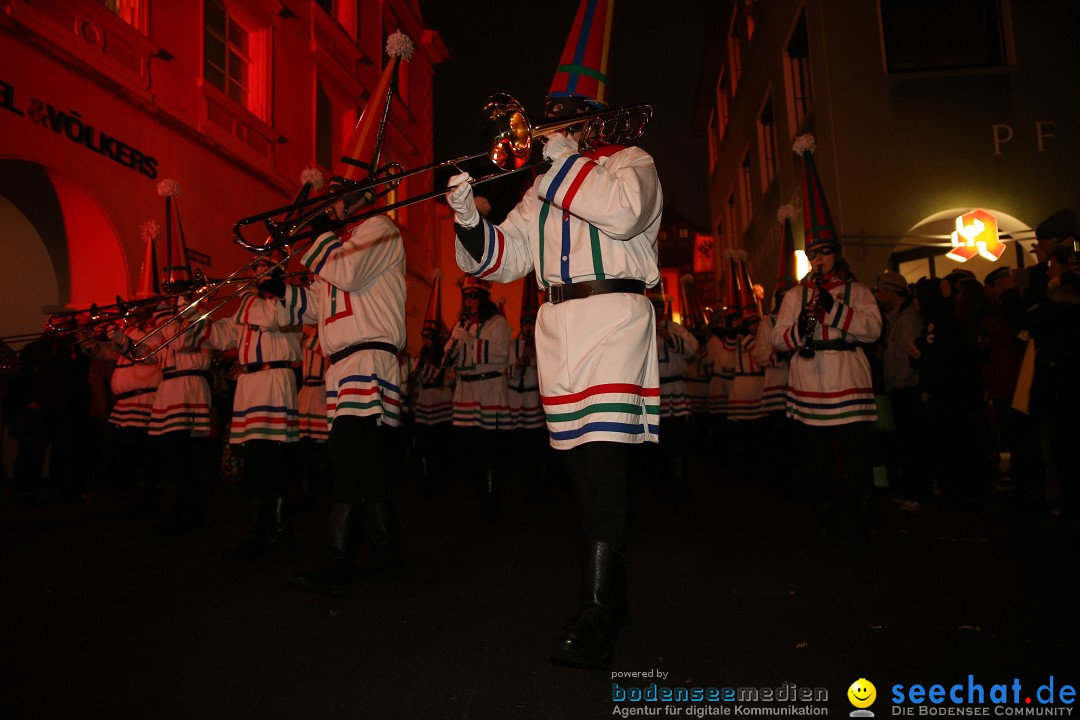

{"left": 0, "top": 0, "right": 448, "bottom": 348}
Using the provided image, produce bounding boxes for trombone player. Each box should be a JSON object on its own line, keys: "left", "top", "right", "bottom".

{"left": 284, "top": 32, "right": 412, "bottom": 595}
{"left": 445, "top": 0, "right": 662, "bottom": 669}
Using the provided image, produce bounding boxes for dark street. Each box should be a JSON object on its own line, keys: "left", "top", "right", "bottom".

{"left": 4, "top": 450, "right": 1076, "bottom": 719}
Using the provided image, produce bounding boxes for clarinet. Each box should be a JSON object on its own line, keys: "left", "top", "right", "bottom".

{"left": 798, "top": 271, "right": 824, "bottom": 359}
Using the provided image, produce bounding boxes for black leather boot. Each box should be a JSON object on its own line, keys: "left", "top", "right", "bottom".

{"left": 287, "top": 501, "right": 355, "bottom": 594}
{"left": 551, "top": 541, "right": 627, "bottom": 669}
{"left": 263, "top": 497, "right": 294, "bottom": 553}
{"left": 230, "top": 501, "right": 266, "bottom": 561}
{"left": 354, "top": 500, "right": 404, "bottom": 582}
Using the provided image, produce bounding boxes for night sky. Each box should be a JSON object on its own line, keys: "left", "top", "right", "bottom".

{"left": 419, "top": 0, "right": 713, "bottom": 229}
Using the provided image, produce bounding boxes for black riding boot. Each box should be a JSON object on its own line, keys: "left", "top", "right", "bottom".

{"left": 230, "top": 501, "right": 266, "bottom": 561}
{"left": 287, "top": 501, "right": 355, "bottom": 594}
{"left": 816, "top": 500, "right": 838, "bottom": 540}
{"left": 264, "top": 497, "right": 294, "bottom": 553}
{"left": 354, "top": 500, "right": 404, "bottom": 582}
{"left": 551, "top": 541, "right": 627, "bottom": 669}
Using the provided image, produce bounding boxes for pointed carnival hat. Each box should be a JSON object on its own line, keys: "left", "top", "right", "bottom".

{"left": 722, "top": 249, "right": 743, "bottom": 318}
{"left": 545, "top": 0, "right": 615, "bottom": 117}
{"left": 775, "top": 204, "right": 800, "bottom": 293}
{"left": 737, "top": 253, "right": 762, "bottom": 320}
{"left": 136, "top": 219, "right": 162, "bottom": 299}
{"left": 679, "top": 273, "right": 709, "bottom": 333}
{"left": 331, "top": 31, "right": 414, "bottom": 190}
{"left": 792, "top": 134, "right": 840, "bottom": 252}
{"left": 520, "top": 272, "right": 543, "bottom": 326}
{"left": 156, "top": 178, "right": 191, "bottom": 290}
{"left": 422, "top": 269, "right": 448, "bottom": 339}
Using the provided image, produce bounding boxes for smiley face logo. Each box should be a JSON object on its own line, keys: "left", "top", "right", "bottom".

{"left": 848, "top": 678, "right": 877, "bottom": 709}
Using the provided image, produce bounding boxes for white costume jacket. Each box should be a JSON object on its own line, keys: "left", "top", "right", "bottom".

{"left": 656, "top": 319, "right": 699, "bottom": 419}
{"left": 108, "top": 325, "right": 161, "bottom": 428}
{"left": 454, "top": 145, "right": 663, "bottom": 449}
{"left": 507, "top": 334, "right": 544, "bottom": 430}
{"left": 752, "top": 314, "right": 789, "bottom": 415}
{"left": 445, "top": 313, "right": 511, "bottom": 430}
{"left": 204, "top": 293, "right": 301, "bottom": 444}
{"left": 727, "top": 330, "right": 765, "bottom": 421}
{"left": 297, "top": 326, "right": 329, "bottom": 441}
{"left": 772, "top": 273, "right": 882, "bottom": 426}
{"left": 281, "top": 215, "right": 406, "bottom": 428}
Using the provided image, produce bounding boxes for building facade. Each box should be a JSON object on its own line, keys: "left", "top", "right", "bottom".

{"left": 0, "top": 0, "right": 448, "bottom": 348}
{"left": 697, "top": 0, "right": 1080, "bottom": 304}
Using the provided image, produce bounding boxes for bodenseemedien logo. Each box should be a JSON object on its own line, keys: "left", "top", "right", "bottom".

{"left": 849, "top": 678, "right": 877, "bottom": 717}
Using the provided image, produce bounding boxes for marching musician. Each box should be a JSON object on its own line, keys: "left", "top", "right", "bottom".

{"left": 445, "top": 0, "right": 662, "bottom": 668}
{"left": 752, "top": 206, "right": 800, "bottom": 497}
{"left": 295, "top": 323, "right": 329, "bottom": 513}
{"left": 773, "top": 135, "right": 882, "bottom": 544}
{"left": 508, "top": 276, "right": 548, "bottom": 502}
{"left": 445, "top": 276, "right": 512, "bottom": 523}
{"left": 145, "top": 295, "right": 215, "bottom": 535}
{"left": 284, "top": 32, "right": 412, "bottom": 595}
{"left": 411, "top": 270, "right": 454, "bottom": 496}
{"left": 650, "top": 286, "right": 698, "bottom": 500}
{"left": 201, "top": 255, "right": 303, "bottom": 561}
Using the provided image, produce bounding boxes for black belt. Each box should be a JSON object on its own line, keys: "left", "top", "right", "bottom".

{"left": 114, "top": 387, "right": 156, "bottom": 401}
{"left": 660, "top": 375, "right": 686, "bottom": 383}
{"left": 808, "top": 340, "right": 858, "bottom": 352}
{"left": 510, "top": 386, "right": 539, "bottom": 392}
{"left": 735, "top": 371, "right": 765, "bottom": 377}
{"left": 546, "top": 279, "right": 646, "bottom": 305}
{"left": 241, "top": 361, "right": 295, "bottom": 374}
{"left": 302, "top": 378, "right": 324, "bottom": 386}
{"left": 162, "top": 369, "right": 210, "bottom": 381}
{"left": 328, "top": 341, "right": 399, "bottom": 365}
{"left": 458, "top": 371, "right": 502, "bottom": 382}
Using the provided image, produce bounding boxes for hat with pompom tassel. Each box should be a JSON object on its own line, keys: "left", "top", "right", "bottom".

{"left": 422, "top": 269, "right": 448, "bottom": 339}
{"left": 546, "top": 0, "right": 614, "bottom": 117}
{"left": 775, "top": 203, "right": 800, "bottom": 295}
{"left": 332, "top": 31, "right": 414, "bottom": 190}
{"left": 679, "top": 273, "right": 709, "bottom": 333}
{"left": 792, "top": 134, "right": 840, "bottom": 251}
{"left": 157, "top": 178, "right": 191, "bottom": 290}
{"left": 736, "top": 252, "right": 762, "bottom": 320}
{"left": 136, "top": 220, "right": 162, "bottom": 300}
{"left": 722, "top": 248, "right": 743, "bottom": 318}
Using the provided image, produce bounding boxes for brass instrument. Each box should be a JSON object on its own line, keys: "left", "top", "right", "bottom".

{"left": 797, "top": 272, "right": 825, "bottom": 359}
{"left": 231, "top": 93, "right": 653, "bottom": 251}
{"left": 145, "top": 94, "right": 653, "bottom": 362}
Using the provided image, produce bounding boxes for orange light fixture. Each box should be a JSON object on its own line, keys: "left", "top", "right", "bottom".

{"left": 947, "top": 209, "right": 1004, "bottom": 263}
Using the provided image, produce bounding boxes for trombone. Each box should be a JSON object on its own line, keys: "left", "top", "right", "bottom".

{"left": 140, "top": 93, "right": 652, "bottom": 362}
{"left": 232, "top": 93, "right": 653, "bottom": 251}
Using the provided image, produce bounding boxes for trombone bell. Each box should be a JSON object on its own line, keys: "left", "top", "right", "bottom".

{"left": 483, "top": 94, "right": 533, "bottom": 170}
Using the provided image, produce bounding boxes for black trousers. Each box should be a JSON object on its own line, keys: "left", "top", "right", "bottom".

{"left": 328, "top": 415, "right": 397, "bottom": 504}
{"left": 802, "top": 421, "right": 876, "bottom": 503}
{"left": 240, "top": 439, "right": 294, "bottom": 500}
{"left": 563, "top": 441, "right": 630, "bottom": 543}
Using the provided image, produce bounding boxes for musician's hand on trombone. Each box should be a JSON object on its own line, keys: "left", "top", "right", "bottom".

{"left": 446, "top": 172, "right": 479, "bottom": 228}
{"left": 542, "top": 130, "right": 578, "bottom": 162}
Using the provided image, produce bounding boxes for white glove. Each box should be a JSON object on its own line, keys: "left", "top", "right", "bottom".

{"left": 543, "top": 131, "right": 579, "bottom": 162}
{"left": 446, "top": 172, "right": 479, "bottom": 228}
